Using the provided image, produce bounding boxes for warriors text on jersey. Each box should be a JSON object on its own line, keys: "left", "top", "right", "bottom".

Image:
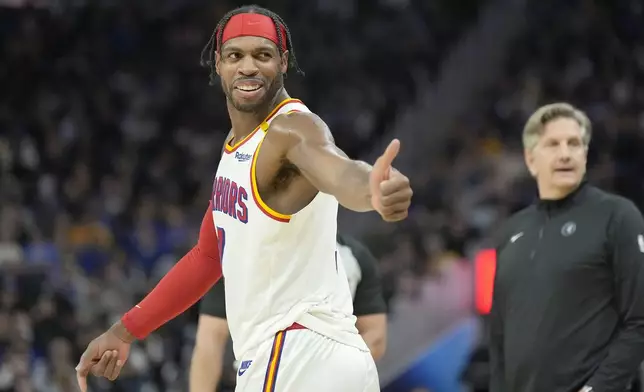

{"left": 212, "top": 98, "right": 366, "bottom": 358}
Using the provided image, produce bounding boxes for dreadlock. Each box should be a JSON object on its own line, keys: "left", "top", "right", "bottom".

{"left": 200, "top": 5, "right": 304, "bottom": 86}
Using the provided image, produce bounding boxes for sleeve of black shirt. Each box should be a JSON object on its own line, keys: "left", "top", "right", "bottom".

{"left": 198, "top": 278, "right": 227, "bottom": 319}
{"left": 588, "top": 199, "right": 644, "bottom": 392}
{"left": 489, "top": 245, "right": 506, "bottom": 392}
{"left": 344, "top": 237, "right": 387, "bottom": 316}
{"left": 489, "top": 221, "right": 510, "bottom": 392}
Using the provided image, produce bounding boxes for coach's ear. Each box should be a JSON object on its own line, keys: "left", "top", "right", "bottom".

{"left": 215, "top": 52, "right": 222, "bottom": 75}
{"left": 524, "top": 148, "right": 537, "bottom": 178}
{"left": 280, "top": 50, "right": 289, "bottom": 74}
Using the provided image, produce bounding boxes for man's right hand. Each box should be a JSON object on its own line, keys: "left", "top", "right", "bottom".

{"left": 75, "top": 321, "right": 134, "bottom": 391}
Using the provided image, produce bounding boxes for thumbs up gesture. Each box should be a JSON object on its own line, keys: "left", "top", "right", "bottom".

{"left": 369, "top": 139, "right": 413, "bottom": 222}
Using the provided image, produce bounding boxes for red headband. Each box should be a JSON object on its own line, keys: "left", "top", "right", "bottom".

{"left": 218, "top": 13, "right": 287, "bottom": 52}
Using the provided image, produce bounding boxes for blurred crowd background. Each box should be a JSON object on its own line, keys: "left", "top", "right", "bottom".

{"left": 0, "top": 0, "right": 643, "bottom": 391}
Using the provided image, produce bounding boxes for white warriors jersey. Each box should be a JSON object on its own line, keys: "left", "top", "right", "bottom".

{"left": 212, "top": 98, "right": 367, "bottom": 358}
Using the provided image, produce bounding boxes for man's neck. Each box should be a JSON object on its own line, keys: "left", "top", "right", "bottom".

{"left": 227, "top": 89, "right": 290, "bottom": 142}
{"left": 538, "top": 184, "right": 579, "bottom": 200}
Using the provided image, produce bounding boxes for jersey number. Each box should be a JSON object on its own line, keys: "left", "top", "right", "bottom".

{"left": 216, "top": 226, "right": 226, "bottom": 263}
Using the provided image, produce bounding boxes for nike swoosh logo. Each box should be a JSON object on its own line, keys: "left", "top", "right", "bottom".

{"left": 510, "top": 232, "right": 524, "bottom": 243}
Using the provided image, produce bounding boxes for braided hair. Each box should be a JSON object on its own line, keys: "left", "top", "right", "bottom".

{"left": 200, "top": 5, "right": 304, "bottom": 86}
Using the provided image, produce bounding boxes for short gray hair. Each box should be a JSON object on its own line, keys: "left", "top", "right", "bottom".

{"left": 522, "top": 102, "right": 592, "bottom": 150}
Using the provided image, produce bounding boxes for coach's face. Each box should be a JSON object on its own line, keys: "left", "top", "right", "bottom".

{"left": 216, "top": 36, "right": 288, "bottom": 113}
{"left": 525, "top": 117, "right": 587, "bottom": 198}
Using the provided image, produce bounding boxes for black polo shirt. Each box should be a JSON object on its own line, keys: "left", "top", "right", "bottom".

{"left": 490, "top": 183, "right": 644, "bottom": 392}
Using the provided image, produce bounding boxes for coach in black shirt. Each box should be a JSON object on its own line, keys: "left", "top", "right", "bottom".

{"left": 490, "top": 102, "right": 644, "bottom": 392}
{"left": 190, "top": 234, "right": 388, "bottom": 392}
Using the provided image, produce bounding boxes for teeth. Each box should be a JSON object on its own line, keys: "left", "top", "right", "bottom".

{"left": 237, "top": 85, "right": 261, "bottom": 91}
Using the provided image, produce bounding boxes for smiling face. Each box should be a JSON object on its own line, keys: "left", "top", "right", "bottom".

{"left": 524, "top": 117, "right": 588, "bottom": 199}
{"left": 215, "top": 36, "right": 288, "bottom": 113}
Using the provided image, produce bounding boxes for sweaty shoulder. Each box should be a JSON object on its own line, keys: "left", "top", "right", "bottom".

{"left": 265, "top": 111, "right": 334, "bottom": 151}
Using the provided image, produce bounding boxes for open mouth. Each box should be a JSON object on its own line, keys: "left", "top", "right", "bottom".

{"left": 233, "top": 80, "right": 264, "bottom": 95}
{"left": 554, "top": 168, "right": 575, "bottom": 173}
{"left": 235, "top": 85, "right": 263, "bottom": 92}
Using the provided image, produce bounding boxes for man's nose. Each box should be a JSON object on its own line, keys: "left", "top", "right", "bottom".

{"left": 238, "top": 56, "right": 259, "bottom": 76}
{"left": 557, "top": 144, "right": 572, "bottom": 160}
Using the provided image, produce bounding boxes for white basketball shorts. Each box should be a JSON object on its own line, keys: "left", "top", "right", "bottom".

{"left": 234, "top": 325, "right": 380, "bottom": 392}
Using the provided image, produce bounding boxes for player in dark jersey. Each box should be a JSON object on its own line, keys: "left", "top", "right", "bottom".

{"left": 190, "top": 234, "right": 387, "bottom": 392}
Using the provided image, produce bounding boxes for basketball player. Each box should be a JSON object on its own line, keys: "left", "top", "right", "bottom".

{"left": 75, "top": 5, "right": 412, "bottom": 392}
{"left": 191, "top": 233, "right": 388, "bottom": 392}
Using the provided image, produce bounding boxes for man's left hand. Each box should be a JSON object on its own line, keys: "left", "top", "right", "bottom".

{"left": 76, "top": 322, "right": 133, "bottom": 391}
{"left": 369, "top": 139, "right": 413, "bottom": 222}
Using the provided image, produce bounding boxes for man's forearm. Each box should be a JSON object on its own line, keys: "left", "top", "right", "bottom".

{"left": 586, "top": 325, "right": 644, "bottom": 392}
{"left": 121, "top": 203, "right": 222, "bottom": 339}
{"left": 589, "top": 204, "right": 644, "bottom": 391}
{"left": 361, "top": 329, "right": 387, "bottom": 360}
{"left": 121, "top": 245, "right": 222, "bottom": 339}
{"left": 334, "top": 160, "right": 373, "bottom": 212}
{"left": 190, "top": 345, "right": 224, "bottom": 392}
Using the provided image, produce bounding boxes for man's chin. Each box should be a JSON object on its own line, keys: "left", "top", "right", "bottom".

{"left": 553, "top": 171, "right": 581, "bottom": 182}
{"left": 230, "top": 87, "right": 269, "bottom": 111}
{"left": 230, "top": 97, "right": 269, "bottom": 113}
{"left": 552, "top": 175, "right": 582, "bottom": 191}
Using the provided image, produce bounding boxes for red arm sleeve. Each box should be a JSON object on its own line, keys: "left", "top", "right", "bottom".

{"left": 120, "top": 202, "right": 222, "bottom": 339}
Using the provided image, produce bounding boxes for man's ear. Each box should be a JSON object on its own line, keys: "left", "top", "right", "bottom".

{"left": 280, "top": 50, "right": 289, "bottom": 74}
{"left": 524, "top": 148, "right": 537, "bottom": 177}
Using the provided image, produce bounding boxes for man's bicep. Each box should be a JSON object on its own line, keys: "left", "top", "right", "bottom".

{"left": 274, "top": 113, "right": 352, "bottom": 194}
{"left": 611, "top": 201, "right": 644, "bottom": 263}
{"left": 610, "top": 200, "right": 644, "bottom": 315}
{"left": 199, "top": 278, "right": 227, "bottom": 319}
{"left": 355, "top": 313, "right": 387, "bottom": 335}
{"left": 195, "top": 314, "right": 230, "bottom": 351}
